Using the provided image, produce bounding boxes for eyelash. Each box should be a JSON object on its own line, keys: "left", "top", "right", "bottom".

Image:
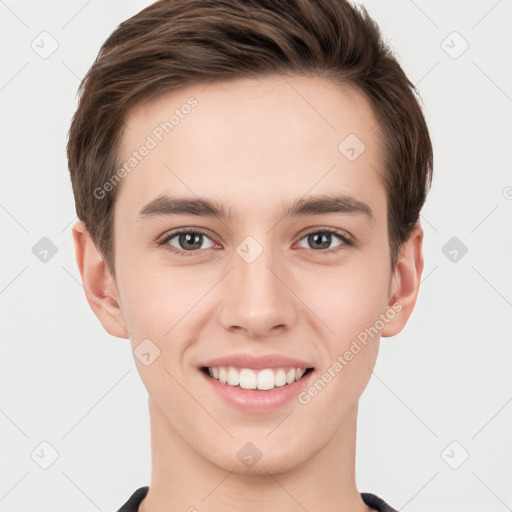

{"left": 157, "top": 227, "right": 354, "bottom": 257}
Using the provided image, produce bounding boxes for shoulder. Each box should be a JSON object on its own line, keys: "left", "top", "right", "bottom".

{"left": 115, "top": 486, "right": 149, "bottom": 512}
{"left": 361, "top": 492, "right": 399, "bottom": 512}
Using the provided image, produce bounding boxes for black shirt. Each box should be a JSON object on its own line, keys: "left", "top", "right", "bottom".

{"left": 116, "top": 486, "right": 399, "bottom": 512}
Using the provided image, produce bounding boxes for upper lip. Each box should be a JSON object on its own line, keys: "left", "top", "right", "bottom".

{"left": 199, "top": 353, "right": 315, "bottom": 370}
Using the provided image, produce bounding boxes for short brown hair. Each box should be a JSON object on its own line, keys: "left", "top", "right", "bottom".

{"left": 67, "top": 0, "right": 433, "bottom": 276}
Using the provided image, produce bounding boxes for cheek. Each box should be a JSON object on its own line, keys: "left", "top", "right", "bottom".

{"left": 311, "top": 259, "right": 390, "bottom": 343}
{"left": 117, "top": 254, "right": 208, "bottom": 337}
{"left": 296, "top": 265, "right": 387, "bottom": 420}
{"left": 116, "top": 263, "right": 204, "bottom": 402}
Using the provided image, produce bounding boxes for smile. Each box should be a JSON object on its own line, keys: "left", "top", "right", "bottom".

{"left": 204, "top": 366, "right": 313, "bottom": 390}
{"left": 200, "top": 366, "right": 315, "bottom": 412}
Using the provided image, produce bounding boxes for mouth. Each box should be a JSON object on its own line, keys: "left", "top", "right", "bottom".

{"left": 197, "top": 354, "right": 316, "bottom": 411}
{"left": 200, "top": 366, "right": 315, "bottom": 391}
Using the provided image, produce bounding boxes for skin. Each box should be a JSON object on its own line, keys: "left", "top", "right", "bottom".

{"left": 72, "top": 74, "right": 424, "bottom": 512}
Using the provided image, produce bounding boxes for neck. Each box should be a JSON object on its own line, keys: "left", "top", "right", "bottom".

{"left": 139, "top": 399, "right": 373, "bottom": 512}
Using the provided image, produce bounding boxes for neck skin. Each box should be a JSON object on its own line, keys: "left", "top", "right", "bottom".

{"left": 138, "top": 399, "right": 375, "bottom": 512}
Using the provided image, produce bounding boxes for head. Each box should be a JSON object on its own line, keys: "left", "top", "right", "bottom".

{"left": 68, "top": 0, "right": 432, "bottom": 475}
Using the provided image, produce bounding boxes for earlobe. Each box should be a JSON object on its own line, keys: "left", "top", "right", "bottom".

{"left": 71, "top": 220, "right": 129, "bottom": 339}
{"left": 380, "top": 222, "right": 424, "bottom": 338}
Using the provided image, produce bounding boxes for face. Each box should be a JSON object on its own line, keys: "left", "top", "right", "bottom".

{"left": 83, "top": 75, "right": 414, "bottom": 475}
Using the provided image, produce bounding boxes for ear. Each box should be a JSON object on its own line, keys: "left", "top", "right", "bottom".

{"left": 71, "top": 220, "right": 129, "bottom": 339}
{"left": 381, "top": 221, "right": 424, "bottom": 337}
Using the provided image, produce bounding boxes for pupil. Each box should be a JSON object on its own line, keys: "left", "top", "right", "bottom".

{"left": 310, "top": 232, "right": 330, "bottom": 250}
{"left": 181, "top": 233, "right": 202, "bottom": 250}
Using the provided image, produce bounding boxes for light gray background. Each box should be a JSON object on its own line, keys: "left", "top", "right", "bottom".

{"left": 1, "top": 1, "right": 511, "bottom": 511}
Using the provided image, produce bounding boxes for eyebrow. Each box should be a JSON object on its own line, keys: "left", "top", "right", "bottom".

{"left": 136, "top": 193, "right": 374, "bottom": 223}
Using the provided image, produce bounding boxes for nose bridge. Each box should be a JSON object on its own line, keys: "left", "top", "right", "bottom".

{"left": 236, "top": 236, "right": 283, "bottom": 310}
{"left": 220, "top": 233, "right": 297, "bottom": 335}
{"left": 239, "top": 241, "right": 278, "bottom": 298}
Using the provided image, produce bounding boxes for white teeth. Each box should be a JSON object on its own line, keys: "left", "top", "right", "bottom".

{"left": 227, "top": 367, "right": 240, "bottom": 386}
{"left": 257, "top": 369, "right": 274, "bottom": 390}
{"left": 207, "top": 366, "right": 309, "bottom": 390}
{"left": 239, "top": 368, "right": 257, "bottom": 389}
{"left": 274, "top": 369, "right": 287, "bottom": 387}
{"left": 219, "top": 367, "right": 228, "bottom": 384}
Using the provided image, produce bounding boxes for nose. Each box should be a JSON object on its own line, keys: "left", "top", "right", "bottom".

{"left": 219, "top": 240, "right": 299, "bottom": 338}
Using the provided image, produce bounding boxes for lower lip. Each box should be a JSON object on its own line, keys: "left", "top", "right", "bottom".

{"left": 199, "top": 369, "right": 315, "bottom": 412}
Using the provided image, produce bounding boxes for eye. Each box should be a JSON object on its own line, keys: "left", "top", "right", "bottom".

{"left": 158, "top": 229, "right": 217, "bottom": 256}
{"left": 295, "top": 228, "right": 353, "bottom": 254}
{"left": 158, "top": 227, "right": 354, "bottom": 257}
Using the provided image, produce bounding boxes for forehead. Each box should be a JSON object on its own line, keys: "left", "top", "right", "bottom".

{"left": 116, "top": 74, "right": 385, "bottom": 221}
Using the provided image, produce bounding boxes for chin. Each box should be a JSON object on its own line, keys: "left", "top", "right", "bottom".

{"left": 203, "top": 435, "right": 314, "bottom": 476}
{"left": 218, "top": 453, "right": 307, "bottom": 476}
